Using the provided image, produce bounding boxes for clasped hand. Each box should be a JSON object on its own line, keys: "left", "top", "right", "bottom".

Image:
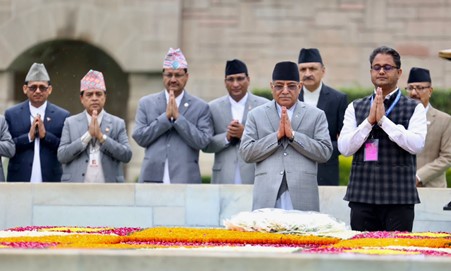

{"left": 29, "top": 114, "right": 46, "bottom": 141}
{"left": 166, "top": 90, "right": 179, "bottom": 121}
{"left": 367, "top": 87, "right": 386, "bottom": 125}
{"left": 89, "top": 110, "right": 104, "bottom": 141}
{"left": 226, "top": 120, "right": 244, "bottom": 142}
{"left": 277, "top": 106, "right": 294, "bottom": 141}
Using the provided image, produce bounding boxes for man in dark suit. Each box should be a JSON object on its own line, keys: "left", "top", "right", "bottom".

{"left": 298, "top": 48, "right": 347, "bottom": 185}
{"left": 5, "top": 63, "right": 70, "bottom": 182}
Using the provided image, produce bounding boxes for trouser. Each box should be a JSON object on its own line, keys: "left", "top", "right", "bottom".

{"left": 349, "top": 202, "right": 415, "bottom": 232}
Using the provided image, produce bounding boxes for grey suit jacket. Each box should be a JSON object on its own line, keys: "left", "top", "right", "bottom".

{"left": 0, "top": 115, "right": 15, "bottom": 182}
{"left": 57, "top": 111, "right": 132, "bottom": 182}
{"left": 132, "top": 90, "right": 213, "bottom": 183}
{"left": 240, "top": 100, "right": 333, "bottom": 211}
{"left": 417, "top": 106, "right": 451, "bottom": 187}
{"left": 203, "top": 93, "right": 268, "bottom": 184}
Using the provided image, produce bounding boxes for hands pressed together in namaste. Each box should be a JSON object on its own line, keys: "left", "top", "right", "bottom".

{"left": 277, "top": 106, "right": 294, "bottom": 141}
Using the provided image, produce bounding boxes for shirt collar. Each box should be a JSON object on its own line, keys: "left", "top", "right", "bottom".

{"left": 29, "top": 101, "right": 47, "bottom": 116}
{"left": 85, "top": 109, "right": 104, "bottom": 124}
{"left": 228, "top": 92, "right": 248, "bottom": 106}
{"left": 276, "top": 102, "right": 297, "bottom": 119}
{"left": 303, "top": 82, "right": 322, "bottom": 94}
{"left": 164, "top": 90, "right": 185, "bottom": 107}
{"left": 374, "top": 87, "right": 399, "bottom": 100}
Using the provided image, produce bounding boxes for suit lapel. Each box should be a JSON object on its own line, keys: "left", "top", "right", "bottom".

{"left": 221, "top": 97, "right": 233, "bottom": 124}
{"left": 20, "top": 101, "right": 32, "bottom": 130}
{"left": 291, "top": 101, "right": 306, "bottom": 131}
{"left": 427, "top": 106, "right": 436, "bottom": 127}
{"left": 77, "top": 113, "right": 89, "bottom": 138}
{"left": 179, "top": 92, "right": 191, "bottom": 116}
{"left": 264, "top": 101, "right": 280, "bottom": 132}
{"left": 44, "top": 103, "right": 55, "bottom": 131}
{"left": 316, "top": 85, "right": 329, "bottom": 110}
{"left": 75, "top": 113, "right": 90, "bottom": 158}
{"left": 100, "top": 111, "right": 113, "bottom": 137}
{"left": 156, "top": 91, "right": 167, "bottom": 114}
{"left": 298, "top": 91, "right": 304, "bottom": 102}
{"left": 243, "top": 94, "right": 256, "bottom": 125}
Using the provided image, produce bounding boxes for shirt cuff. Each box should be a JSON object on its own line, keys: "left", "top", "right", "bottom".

{"left": 81, "top": 132, "right": 92, "bottom": 145}
{"left": 377, "top": 116, "right": 387, "bottom": 127}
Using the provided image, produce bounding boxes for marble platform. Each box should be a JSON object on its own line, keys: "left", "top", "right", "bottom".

{"left": 0, "top": 183, "right": 450, "bottom": 232}
{"left": 0, "top": 183, "right": 451, "bottom": 271}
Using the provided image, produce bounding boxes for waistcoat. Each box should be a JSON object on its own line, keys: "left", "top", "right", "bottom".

{"left": 344, "top": 90, "right": 420, "bottom": 204}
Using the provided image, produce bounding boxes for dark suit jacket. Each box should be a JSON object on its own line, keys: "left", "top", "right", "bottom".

{"left": 299, "top": 84, "right": 347, "bottom": 185}
{"left": 5, "top": 100, "right": 70, "bottom": 182}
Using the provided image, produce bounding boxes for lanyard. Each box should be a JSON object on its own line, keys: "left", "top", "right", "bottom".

{"left": 370, "top": 89, "right": 401, "bottom": 117}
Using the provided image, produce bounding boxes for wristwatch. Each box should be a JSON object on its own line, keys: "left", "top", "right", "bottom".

{"left": 100, "top": 134, "right": 107, "bottom": 143}
{"left": 288, "top": 130, "right": 295, "bottom": 142}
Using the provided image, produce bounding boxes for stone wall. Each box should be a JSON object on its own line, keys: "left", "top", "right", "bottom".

{"left": 0, "top": 0, "right": 450, "bottom": 180}
{"left": 181, "top": 0, "right": 451, "bottom": 101}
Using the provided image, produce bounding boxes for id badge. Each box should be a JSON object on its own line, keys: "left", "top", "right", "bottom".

{"left": 89, "top": 158, "right": 99, "bottom": 167}
{"left": 364, "top": 139, "right": 379, "bottom": 162}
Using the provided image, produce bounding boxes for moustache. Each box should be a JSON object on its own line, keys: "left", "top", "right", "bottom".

{"left": 303, "top": 76, "right": 314, "bottom": 81}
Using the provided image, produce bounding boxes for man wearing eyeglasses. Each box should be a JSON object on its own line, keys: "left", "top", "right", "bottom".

{"left": 338, "top": 46, "right": 427, "bottom": 232}
{"left": 203, "top": 59, "right": 268, "bottom": 184}
{"left": 132, "top": 48, "right": 213, "bottom": 183}
{"left": 406, "top": 67, "right": 450, "bottom": 188}
{"left": 298, "top": 48, "right": 348, "bottom": 186}
{"left": 240, "top": 61, "right": 332, "bottom": 211}
{"left": 57, "top": 70, "right": 132, "bottom": 182}
{"left": 5, "top": 63, "right": 70, "bottom": 182}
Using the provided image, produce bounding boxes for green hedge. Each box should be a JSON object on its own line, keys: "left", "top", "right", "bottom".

{"left": 252, "top": 88, "right": 273, "bottom": 101}
{"left": 252, "top": 87, "right": 451, "bottom": 115}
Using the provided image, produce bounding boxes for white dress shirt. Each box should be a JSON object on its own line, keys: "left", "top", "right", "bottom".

{"left": 29, "top": 101, "right": 47, "bottom": 183}
{"left": 228, "top": 93, "right": 248, "bottom": 184}
{"left": 302, "top": 82, "right": 322, "bottom": 107}
{"left": 162, "top": 90, "right": 185, "bottom": 184}
{"left": 338, "top": 88, "right": 427, "bottom": 156}
{"left": 229, "top": 93, "right": 248, "bottom": 123}
{"left": 82, "top": 110, "right": 105, "bottom": 183}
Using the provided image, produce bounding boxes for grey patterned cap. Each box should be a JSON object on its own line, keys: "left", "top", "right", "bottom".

{"left": 25, "top": 63, "right": 50, "bottom": 82}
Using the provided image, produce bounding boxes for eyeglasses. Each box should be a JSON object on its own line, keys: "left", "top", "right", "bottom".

{"left": 163, "top": 73, "right": 186, "bottom": 79}
{"left": 272, "top": 82, "right": 299, "bottom": 92}
{"left": 405, "top": 85, "right": 430, "bottom": 93}
{"left": 225, "top": 76, "right": 247, "bottom": 83}
{"left": 371, "top": 64, "right": 398, "bottom": 72}
{"left": 27, "top": 85, "right": 49, "bottom": 92}
{"left": 83, "top": 91, "right": 105, "bottom": 98}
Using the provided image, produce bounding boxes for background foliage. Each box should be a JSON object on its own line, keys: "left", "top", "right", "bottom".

{"left": 252, "top": 87, "right": 451, "bottom": 115}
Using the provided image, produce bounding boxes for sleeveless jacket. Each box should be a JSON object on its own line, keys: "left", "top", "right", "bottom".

{"left": 344, "top": 90, "right": 420, "bottom": 204}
